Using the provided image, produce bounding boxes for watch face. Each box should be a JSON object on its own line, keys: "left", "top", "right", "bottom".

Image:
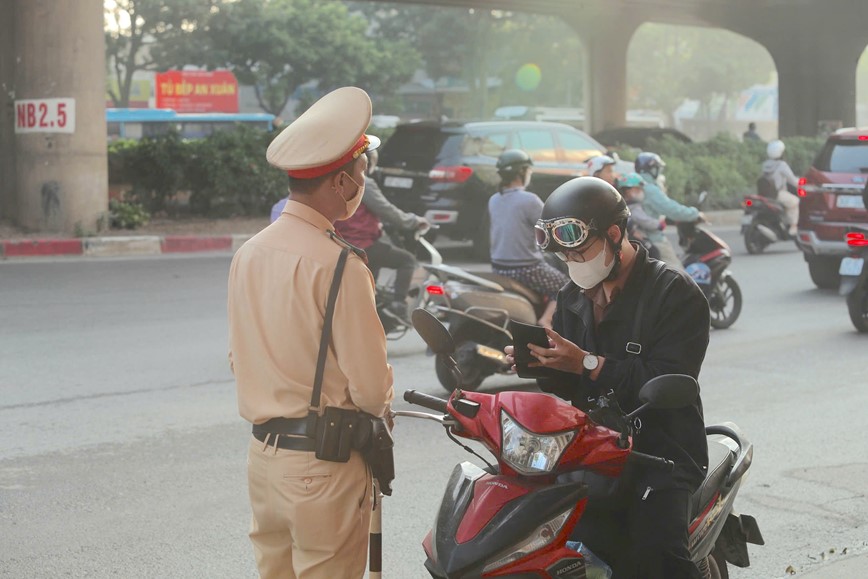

{"left": 583, "top": 354, "right": 599, "bottom": 371}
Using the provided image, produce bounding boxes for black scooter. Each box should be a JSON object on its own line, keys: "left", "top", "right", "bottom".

{"left": 741, "top": 184, "right": 796, "bottom": 254}
{"left": 839, "top": 226, "right": 868, "bottom": 332}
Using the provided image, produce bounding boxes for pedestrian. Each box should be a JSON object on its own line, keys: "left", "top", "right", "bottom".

{"left": 508, "top": 176, "right": 709, "bottom": 578}
{"left": 488, "top": 149, "right": 570, "bottom": 328}
{"left": 227, "top": 86, "right": 395, "bottom": 579}
{"left": 635, "top": 152, "right": 706, "bottom": 270}
{"left": 742, "top": 122, "right": 761, "bottom": 142}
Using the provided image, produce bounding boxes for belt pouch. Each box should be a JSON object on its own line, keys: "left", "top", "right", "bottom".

{"left": 314, "top": 407, "right": 356, "bottom": 463}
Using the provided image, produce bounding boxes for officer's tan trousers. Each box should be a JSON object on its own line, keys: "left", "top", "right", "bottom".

{"left": 247, "top": 436, "right": 372, "bottom": 579}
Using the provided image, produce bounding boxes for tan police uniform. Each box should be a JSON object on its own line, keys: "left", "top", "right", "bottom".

{"left": 227, "top": 86, "right": 394, "bottom": 579}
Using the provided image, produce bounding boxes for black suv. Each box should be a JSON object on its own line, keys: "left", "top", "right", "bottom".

{"left": 375, "top": 120, "right": 628, "bottom": 258}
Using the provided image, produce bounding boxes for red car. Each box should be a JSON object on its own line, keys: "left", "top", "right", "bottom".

{"left": 797, "top": 129, "right": 868, "bottom": 288}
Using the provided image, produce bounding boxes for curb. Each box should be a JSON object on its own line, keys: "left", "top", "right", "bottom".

{"left": 1, "top": 234, "right": 238, "bottom": 260}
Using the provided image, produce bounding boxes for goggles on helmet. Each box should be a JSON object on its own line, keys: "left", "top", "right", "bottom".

{"left": 534, "top": 217, "right": 593, "bottom": 250}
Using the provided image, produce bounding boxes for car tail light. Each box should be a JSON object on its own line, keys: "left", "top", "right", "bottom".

{"left": 846, "top": 232, "right": 868, "bottom": 247}
{"left": 798, "top": 177, "right": 807, "bottom": 197}
{"left": 429, "top": 165, "right": 473, "bottom": 183}
{"left": 859, "top": 136, "right": 868, "bottom": 141}
{"left": 426, "top": 284, "right": 445, "bottom": 295}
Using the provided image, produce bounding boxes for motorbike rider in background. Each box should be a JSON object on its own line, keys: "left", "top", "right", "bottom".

{"left": 488, "top": 149, "right": 570, "bottom": 328}
{"left": 587, "top": 154, "right": 618, "bottom": 186}
{"left": 636, "top": 152, "right": 706, "bottom": 270}
{"left": 761, "top": 139, "right": 800, "bottom": 237}
{"left": 617, "top": 172, "right": 662, "bottom": 260}
{"left": 507, "top": 176, "right": 709, "bottom": 578}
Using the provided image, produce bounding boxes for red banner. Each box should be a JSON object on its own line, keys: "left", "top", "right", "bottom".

{"left": 155, "top": 70, "right": 239, "bottom": 113}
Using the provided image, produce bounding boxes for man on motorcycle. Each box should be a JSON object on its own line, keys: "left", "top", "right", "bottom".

{"left": 635, "top": 152, "right": 705, "bottom": 270}
{"left": 587, "top": 154, "right": 618, "bottom": 186}
{"left": 507, "top": 176, "right": 709, "bottom": 578}
{"left": 617, "top": 172, "right": 662, "bottom": 260}
{"left": 332, "top": 149, "right": 430, "bottom": 323}
{"left": 488, "top": 149, "right": 570, "bottom": 328}
{"left": 762, "top": 139, "right": 800, "bottom": 237}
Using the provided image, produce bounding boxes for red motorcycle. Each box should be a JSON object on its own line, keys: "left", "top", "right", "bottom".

{"left": 398, "top": 310, "right": 764, "bottom": 579}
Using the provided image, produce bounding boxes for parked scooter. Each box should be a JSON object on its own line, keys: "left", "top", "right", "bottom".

{"left": 398, "top": 310, "right": 764, "bottom": 579}
{"left": 741, "top": 187, "right": 796, "bottom": 254}
{"left": 677, "top": 219, "right": 743, "bottom": 329}
{"left": 839, "top": 226, "right": 868, "bottom": 332}
{"left": 420, "top": 260, "right": 546, "bottom": 391}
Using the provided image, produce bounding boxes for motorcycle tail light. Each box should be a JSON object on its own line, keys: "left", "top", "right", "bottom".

{"left": 426, "top": 284, "right": 445, "bottom": 295}
{"left": 481, "top": 507, "right": 573, "bottom": 573}
{"left": 846, "top": 232, "right": 868, "bottom": 247}
{"left": 500, "top": 411, "right": 576, "bottom": 475}
{"left": 744, "top": 199, "right": 753, "bottom": 207}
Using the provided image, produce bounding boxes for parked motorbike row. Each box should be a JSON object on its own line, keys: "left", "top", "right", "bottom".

{"left": 391, "top": 309, "right": 764, "bottom": 579}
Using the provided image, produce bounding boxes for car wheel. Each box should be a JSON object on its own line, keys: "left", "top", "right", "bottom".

{"left": 807, "top": 256, "right": 841, "bottom": 289}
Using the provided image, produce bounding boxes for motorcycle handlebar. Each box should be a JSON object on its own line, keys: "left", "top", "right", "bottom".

{"left": 404, "top": 389, "right": 449, "bottom": 414}
{"left": 629, "top": 451, "right": 675, "bottom": 472}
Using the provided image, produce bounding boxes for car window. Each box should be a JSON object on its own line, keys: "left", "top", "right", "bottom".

{"left": 558, "top": 130, "right": 605, "bottom": 164}
{"left": 814, "top": 141, "right": 868, "bottom": 173}
{"left": 515, "top": 129, "right": 557, "bottom": 163}
{"left": 463, "top": 132, "right": 509, "bottom": 158}
{"left": 379, "top": 128, "right": 462, "bottom": 170}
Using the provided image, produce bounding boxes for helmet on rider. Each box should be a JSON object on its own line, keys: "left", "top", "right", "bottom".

{"left": 766, "top": 139, "right": 785, "bottom": 160}
{"left": 616, "top": 172, "right": 645, "bottom": 190}
{"left": 496, "top": 149, "right": 534, "bottom": 184}
{"left": 635, "top": 152, "right": 666, "bottom": 179}
{"left": 586, "top": 155, "right": 616, "bottom": 177}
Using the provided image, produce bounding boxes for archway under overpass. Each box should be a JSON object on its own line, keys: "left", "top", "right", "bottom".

{"left": 364, "top": 0, "right": 868, "bottom": 138}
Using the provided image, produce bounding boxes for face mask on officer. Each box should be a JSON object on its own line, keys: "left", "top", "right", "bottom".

{"left": 335, "top": 170, "right": 365, "bottom": 220}
{"left": 566, "top": 238, "right": 616, "bottom": 289}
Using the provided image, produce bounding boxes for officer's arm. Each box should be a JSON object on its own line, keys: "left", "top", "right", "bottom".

{"left": 645, "top": 184, "right": 700, "bottom": 222}
{"left": 331, "top": 256, "right": 395, "bottom": 417}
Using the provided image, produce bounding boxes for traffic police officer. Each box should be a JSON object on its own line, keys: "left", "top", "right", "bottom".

{"left": 228, "top": 86, "right": 395, "bottom": 578}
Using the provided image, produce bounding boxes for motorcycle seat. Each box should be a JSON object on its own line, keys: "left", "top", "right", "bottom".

{"left": 689, "top": 440, "right": 735, "bottom": 520}
{"left": 467, "top": 272, "right": 545, "bottom": 307}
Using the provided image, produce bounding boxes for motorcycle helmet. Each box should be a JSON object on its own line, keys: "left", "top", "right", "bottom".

{"left": 635, "top": 152, "right": 666, "bottom": 179}
{"left": 616, "top": 172, "right": 645, "bottom": 190}
{"left": 536, "top": 176, "right": 630, "bottom": 254}
{"left": 586, "top": 155, "right": 616, "bottom": 177}
{"left": 767, "top": 139, "right": 785, "bottom": 160}
{"left": 496, "top": 149, "right": 534, "bottom": 183}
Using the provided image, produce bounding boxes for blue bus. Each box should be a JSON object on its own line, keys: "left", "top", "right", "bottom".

{"left": 106, "top": 108, "right": 275, "bottom": 141}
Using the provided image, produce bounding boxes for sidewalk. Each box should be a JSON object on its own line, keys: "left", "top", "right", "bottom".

{"left": 0, "top": 210, "right": 744, "bottom": 259}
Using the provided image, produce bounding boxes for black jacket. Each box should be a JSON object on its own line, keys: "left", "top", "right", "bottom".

{"left": 543, "top": 245, "right": 709, "bottom": 492}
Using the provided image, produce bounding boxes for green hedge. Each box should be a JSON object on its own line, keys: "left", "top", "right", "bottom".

{"left": 110, "top": 128, "right": 827, "bottom": 217}
{"left": 109, "top": 126, "right": 287, "bottom": 217}
{"left": 612, "top": 133, "right": 826, "bottom": 209}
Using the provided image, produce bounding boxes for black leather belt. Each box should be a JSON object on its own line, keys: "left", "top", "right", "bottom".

{"left": 252, "top": 416, "right": 317, "bottom": 452}
{"left": 252, "top": 429, "right": 316, "bottom": 452}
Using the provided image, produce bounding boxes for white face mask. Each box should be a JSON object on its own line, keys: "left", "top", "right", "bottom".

{"left": 566, "top": 242, "right": 615, "bottom": 289}
{"left": 336, "top": 171, "right": 365, "bottom": 220}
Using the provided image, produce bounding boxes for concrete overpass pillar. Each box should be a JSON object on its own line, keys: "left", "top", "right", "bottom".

{"left": 0, "top": 0, "right": 17, "bottom": 223}
{"left": 4, "top": 0, "right": 107, "bottom": 233}
{"left": 566, "top": 12, "right": 640, "bottom": 135}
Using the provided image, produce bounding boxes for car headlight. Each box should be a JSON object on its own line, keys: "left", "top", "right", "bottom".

{"left": 482, "top": 507, "right": 573, "bottom": 573}
{"left": 500, "top": 410, "right": 576, "bottom": 475}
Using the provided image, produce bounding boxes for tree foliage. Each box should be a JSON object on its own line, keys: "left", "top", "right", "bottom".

{"left": 104, "top": 0, "right": 214, "bottom": 107}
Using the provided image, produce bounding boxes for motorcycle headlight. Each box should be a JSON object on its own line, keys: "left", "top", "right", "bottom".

{"left": 500, "top": 410, "right": 576, "bottom": 475}
{"left": 482, "top": 507, "right": 573, "bottom": 573}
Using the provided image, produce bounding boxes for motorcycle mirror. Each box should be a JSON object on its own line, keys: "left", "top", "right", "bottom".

{"left": 697, "top": 190, "right": 709, "bottom": 207}
{"left": 411, "top": 308, "right": 455, "bottom": 355}
{"left": 638, "top": 374, "right": 698, "bottom": 410}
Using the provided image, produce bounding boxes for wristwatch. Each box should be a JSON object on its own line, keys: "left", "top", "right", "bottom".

{"left": 582, "top": 353, "right": 600, "bottom": 375}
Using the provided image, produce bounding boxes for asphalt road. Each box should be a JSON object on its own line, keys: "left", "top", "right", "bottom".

{"left": 1, "top": 230, "right": 866, "bottom": 578}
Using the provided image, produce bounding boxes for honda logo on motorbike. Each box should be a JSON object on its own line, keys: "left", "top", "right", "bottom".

{"left": 486, "top": 481, "right": 509, "bottom": 490}
{"left": 548, "top": 557, "right": 586, "bottom": 578}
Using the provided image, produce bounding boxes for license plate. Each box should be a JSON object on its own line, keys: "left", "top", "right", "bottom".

{"left": 836, "top": 195, "right": 865, "bottom": 209}
{"left": 839, "top": 257, "right": 864, "bottom": 276}
{"left": 740, "top": 215, "right": 753, "bottom": 226}
{"left": 384, "top": 176, "right": 413, "bottom": 189}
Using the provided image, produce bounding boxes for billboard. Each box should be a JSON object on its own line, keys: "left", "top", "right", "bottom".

{"left": 155, "top": 70, "right": 239, "bottom": 113}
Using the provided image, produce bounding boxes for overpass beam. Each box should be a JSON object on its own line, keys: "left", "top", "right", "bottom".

{"left": 566, "top": 12, "right": 640, "bottom": 135}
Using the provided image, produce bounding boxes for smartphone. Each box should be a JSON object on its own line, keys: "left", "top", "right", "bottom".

{"left": 508, "top": 320, "right": 561, "bottom": 379}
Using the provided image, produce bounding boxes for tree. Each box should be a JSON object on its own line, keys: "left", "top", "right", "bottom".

{"left": 191, "top": 0, "right": 419, "bottom": 117}
{"left": 104, "top": 0, "right": 214, "bottom": 107}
